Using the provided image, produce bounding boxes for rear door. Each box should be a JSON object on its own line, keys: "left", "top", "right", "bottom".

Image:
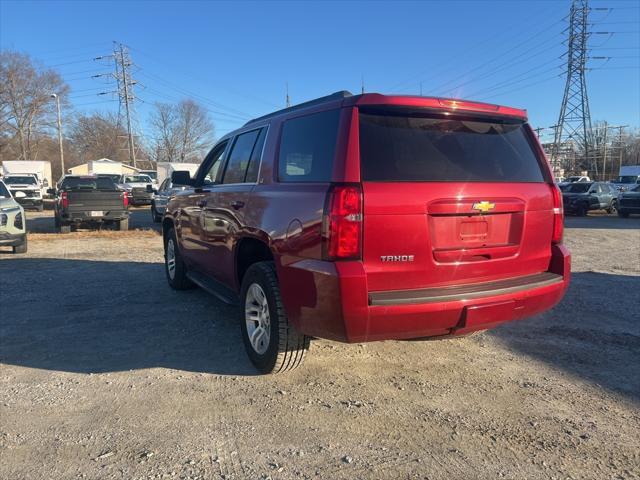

{"left": 358, "top": 108, "right": 554, "bottom": 292}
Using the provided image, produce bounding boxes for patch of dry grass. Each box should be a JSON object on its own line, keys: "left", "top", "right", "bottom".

{"left": 28, "top": 229, "right": 161, "bottom": 240}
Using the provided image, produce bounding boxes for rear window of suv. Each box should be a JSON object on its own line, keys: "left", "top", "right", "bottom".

{"left": 359, "top": 110, "right": 544, "bottom": 182}
{"left": 278, "top": 109, "right": 340, "bottom": 182}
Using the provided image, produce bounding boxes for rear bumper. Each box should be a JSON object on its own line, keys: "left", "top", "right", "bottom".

{"left": 60, "top": 210, "right": 129, "bottom": 223}
{"left": 279, "top": 244, "right": 571, "bottom": 342}
{"left": 14, "top": 198, "right": 42, "bottom": 207}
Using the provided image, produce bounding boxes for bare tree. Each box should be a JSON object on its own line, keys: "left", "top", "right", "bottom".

{"left": 67, "top": 111, "right": 129, "bottom": 164}
{"left": 0, "top": 50, "right": 69, "bottom": 160}
{"left": 150, "top": 99, "right": 214, "bottom": 162}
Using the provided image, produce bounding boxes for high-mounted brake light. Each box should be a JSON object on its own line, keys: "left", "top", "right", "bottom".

{"left": 551, "top": 184, "right": 564, "bottom": 244}
{"left": 438, "top": 99, "right": 500, "bottom": 113}
{"left": 61, "top": 191, "right": 69, "bottom": 209}
{"left": 324, "top": 184, "right": 362, "bottom": 260}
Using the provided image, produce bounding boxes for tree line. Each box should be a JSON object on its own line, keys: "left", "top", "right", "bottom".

{"left": 1, "top": 50, "right": 215, "bottom": 181}
{"left": 2, "top": 49, "right": 639, "bottom": 183}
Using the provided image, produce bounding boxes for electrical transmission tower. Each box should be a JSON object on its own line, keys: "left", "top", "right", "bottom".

{"left": 552, "top": 0, "right": 593, "bottom": 174}
{"left": 94, "top": 43, "right": 140, "bottom": 168}
{"left": 113, "top": 43, "right": 139, "bottom": 168}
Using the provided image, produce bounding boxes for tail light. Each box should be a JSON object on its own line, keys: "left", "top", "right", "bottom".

{"left": 551, "top": 184, "right": 563, "bottom": 244}
{"left": 323, "top": 184, "right": 362, "bottom": 260}
{"left": 123, "top": 191, "right": 129, "bottom": 208}
{"left": 61, "top": 191, "right": 69, "bottom": 209}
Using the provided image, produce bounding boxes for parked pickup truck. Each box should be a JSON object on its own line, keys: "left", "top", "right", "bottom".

{"left": 162, "top": 91, "right": 571, "bottom": 374}
{"left": 118, "top": 174, "right": 154, "bottom": 206}
{"left": 50, "top": 175, "right": 129, "bottom": 233}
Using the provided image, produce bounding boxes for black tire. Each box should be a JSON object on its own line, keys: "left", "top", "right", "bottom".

{"left": 607, "top": 200, "right": 617, "bottom": 215}
{"left": 54, "top": 214, "right": 60, "bottom": 229}
{"left": 117, "top": 218, "right": 129, "bottom": 231}
{"left": 36, "top": 203, "right": 44, "bottom": 212}
{"left": 164, "top": 227, "right": 194, "bottom": 290}
{"left": 240, "top": 261, "right": 310, "bottom": 374}
{"left": 59, "top": 224, "right": 71, "bottom": 234}
{"left": 576, "top": 203, "right": 588, "bottom": 217}
{"left": 13, "top": 236, "right": 27, "bottom": 254}
{"left": 618, "top": 209, "right": 630, "bottom": 218}
{"left": 151, "top": 203, "right": 162, "bottom": 223}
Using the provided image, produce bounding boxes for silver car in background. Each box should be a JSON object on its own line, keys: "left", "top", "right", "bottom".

{"left": 150, "top": 176, "right": 188, "bottom": 223}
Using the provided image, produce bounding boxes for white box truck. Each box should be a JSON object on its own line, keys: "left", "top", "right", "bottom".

{"left": 1, "top": 160, "right": 53, "bottom": 197}
{"left": 156, "top": 162, "right": 200, "bottom": 185}
{"left": 611, "top": 165, "right": 640, "bottom": 191}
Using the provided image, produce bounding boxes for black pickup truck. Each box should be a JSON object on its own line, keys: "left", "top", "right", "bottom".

{"left": 50, "top": 176, "right": 130, "bottom": 233}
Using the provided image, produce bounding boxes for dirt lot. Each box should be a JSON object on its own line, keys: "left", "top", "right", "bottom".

{"left": 1, "top": 208, "right": 639, "bottom": 480}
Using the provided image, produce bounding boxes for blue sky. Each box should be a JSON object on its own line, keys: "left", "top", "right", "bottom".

{"left": 1, "top": 0, "right": 638, "bottom": 142}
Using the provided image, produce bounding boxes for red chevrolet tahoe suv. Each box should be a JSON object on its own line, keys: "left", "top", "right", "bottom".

{"left": 163, "top": 91, "right": 571, "bottom": 374}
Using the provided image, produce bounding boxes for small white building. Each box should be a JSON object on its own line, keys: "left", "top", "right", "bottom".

{"left": 67, "top": 159, "right": 140, "bottom": 176}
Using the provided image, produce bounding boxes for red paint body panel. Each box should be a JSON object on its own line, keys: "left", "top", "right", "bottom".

{"left": 165, "top": 93, "right": 570, "bottom": 344}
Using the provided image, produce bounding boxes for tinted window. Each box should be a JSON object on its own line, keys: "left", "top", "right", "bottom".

{"left": 61, "top": 177, "right": 117, "bottom": 191}
{"left": 245, "top": 127, "right": 267, "bottom": 183}
{"left": 202, "top": 141, "right": 228, "bottom": 185}
{"left": 4, "top": 176, "right": 37, "bottom": 185}
{"left": 563, "top": 183, "right": 591, "bottom": 193}
{"left": 359, "top": 112, "right": 544, "bottom": 182}
{"left": 0, "top": 182, "right": 10, "bottom": 198}
{"left": 278, "top": 109, "right": 340, "bottom": 182}
{"left": 223, "top": 129, "right": 260, "bottom": 184}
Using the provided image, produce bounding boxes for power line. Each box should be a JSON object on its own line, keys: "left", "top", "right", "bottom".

{"left": 384, "top": 4, "right": 562, "bottom": 93}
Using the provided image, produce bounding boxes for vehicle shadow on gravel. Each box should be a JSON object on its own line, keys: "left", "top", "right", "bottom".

{"left": 0, "top": 258, "right": 258, "bottom": 375}
{"left": 564, "top": 215, "right": 640, "bottom": 230}
{"left": 491, "top": 271, "right": 640, "bottom": 403}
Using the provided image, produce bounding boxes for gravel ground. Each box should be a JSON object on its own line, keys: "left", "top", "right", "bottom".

{"left": 1, "top": 209, "right": 639, "bottom": 480}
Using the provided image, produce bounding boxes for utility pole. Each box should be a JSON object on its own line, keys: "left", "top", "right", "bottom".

{"left": 361, "top": 75, "right": 365, "bottom": 95}
{"left": 602, "top": 121, "right": 608, "bottom": 180}
{"left": 552, "top": 0, "right": 593, "bottom": 174}
{"left": 285, "top": 83, "right": 291, "bottom": 107}
{"left": 617, "top": 126, "right": 627, "bottom": 175}
{"left": 50, "top": 93, "right": 65, "bottom": 178}
{"left": 116, "top": 43, "right": 137, "bottom": 168}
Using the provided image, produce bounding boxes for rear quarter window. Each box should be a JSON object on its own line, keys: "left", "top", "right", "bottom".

{"left": 359, "top": 111, "right": 544, "bottom": 182}
{"left": 278, "top": 109, "right": 340, "bottom": 182}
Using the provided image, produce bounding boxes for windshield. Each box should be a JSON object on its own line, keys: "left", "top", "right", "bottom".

{"left": 0, "top": 182, "right": 11, "bottom": 198}
{"left": 60, "top": 177, "right": 117, "bottom": 191}
{"left": 562, "top": 183, "right": 591, "bottom": 193}
{"left": 4, "top": 176, "right": 37, "bottom": 185}
{"left": 565, "top": 176, "right": 581, "bottom": 182}
{"left": 614, "top": 176, "right": 639, "bottom": 184}
{"left": 359, "top": 111, "right": 544, "bottom": 182}
{"left": 142, "top": 171, "right": 157, "bottom": 180}
{"left": 123, "top": 175, "right": 151, "bottom": 183}
{"left": 98, "top": 174, "right": 121, "bottom": 182}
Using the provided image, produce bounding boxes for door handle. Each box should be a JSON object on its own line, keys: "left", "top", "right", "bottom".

{"left": 197, "top": 199, "right": 207, "bottom": 208}
{"left": 230, "top": 200, "right": 245, "bottom": 210}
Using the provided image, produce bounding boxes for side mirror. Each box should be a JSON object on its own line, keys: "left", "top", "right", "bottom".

{"left": 146, "top": 184, "right": 153, "bottom": 193}
{"left": 47, "top": 188, "right": 56, "bottom": 195}
{"left": 171, "top": 170, "right": 194, "bottom": 186}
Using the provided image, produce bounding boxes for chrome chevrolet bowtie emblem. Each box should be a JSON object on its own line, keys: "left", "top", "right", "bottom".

{"left": 472, "top": 201, "right": 496, "bottom": 213}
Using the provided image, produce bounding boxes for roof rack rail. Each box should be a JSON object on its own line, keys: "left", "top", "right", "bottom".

{"left": 244, "top": 90, "right": 353, "bottom": 126}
